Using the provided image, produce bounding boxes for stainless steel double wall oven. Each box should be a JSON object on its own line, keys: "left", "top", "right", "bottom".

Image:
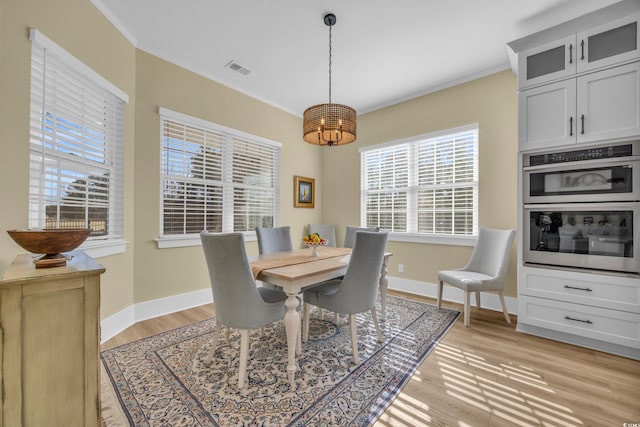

{"left": 523, "top": 141, "right": 640, "bottom": 274}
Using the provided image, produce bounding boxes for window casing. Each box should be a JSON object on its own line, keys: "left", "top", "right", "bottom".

{"left": 360, "top": 125, "right": 478, "bottom": 242}
{"left": 28, "top": 30, "right": 127, "bottom": 253}
{"left": 159, "top": 108, "right": 281, "bottom": 246}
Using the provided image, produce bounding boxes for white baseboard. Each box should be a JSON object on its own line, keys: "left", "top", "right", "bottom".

{"left": 101, "top": 288, "right": 212, "bottom": 343}
{"left": 387, "top": 276, "right": 518, "bottom": 315}
{"left": 100, "top": 277, "right": 518, "bottom": 343}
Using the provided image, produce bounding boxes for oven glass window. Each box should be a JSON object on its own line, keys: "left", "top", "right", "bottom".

{"left": 529, "top": 165, "right": 633, "bottom": 197}
{"left": 528, "top": 209, "right": 634, "bottom": 258}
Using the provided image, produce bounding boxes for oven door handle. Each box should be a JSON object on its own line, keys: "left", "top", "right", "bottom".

{"left": 523, "top": 156, "right": 640, "bottom": 172}
{"left": 524, "top": 202, "right": 639, "bottom": 210}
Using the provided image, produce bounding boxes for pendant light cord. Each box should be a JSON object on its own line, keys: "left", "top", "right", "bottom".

{"left": 328, "top": 24, "right": 332, "bottom": 104}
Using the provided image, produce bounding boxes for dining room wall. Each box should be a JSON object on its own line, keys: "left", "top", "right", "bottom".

{"left": 131, "top": 50, "right": 323, "bottom": 305}
{"left": 321, "top": 70, "right": 520, "bottom": 297}
{"left": 0, "top": 0, "right": 137, "bottom": 320}
{"left": 0, "top": 0, "right": 519, "bottom": 322}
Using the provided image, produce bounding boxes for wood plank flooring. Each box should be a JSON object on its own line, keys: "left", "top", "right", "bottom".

{"left": 101, "top": 291, "right": 640, "bottom": 426}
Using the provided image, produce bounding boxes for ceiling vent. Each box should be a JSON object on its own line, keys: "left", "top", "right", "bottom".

{"left": 225, "top": 60, "right": 251, "bottom": 76}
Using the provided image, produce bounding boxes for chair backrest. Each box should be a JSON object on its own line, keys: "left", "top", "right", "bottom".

{"left": 333, "top": 231, "right": 388, "bottom": 314}
{"left": 308, "top": 224, "right": 337, "bottom": 247}
{"left": 200, "top": 231, "right": 275, "bottom": 329}
{"left": 255, "top": 226, "right": 293, "bottom": 254}
{"left": 343, "top": 225, "right": 380, "bottom": 248}
{"left": 464, "top": 228, "right": 516, "bottom": 280}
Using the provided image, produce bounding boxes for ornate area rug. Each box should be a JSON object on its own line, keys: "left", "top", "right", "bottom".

{"left": 101, "top": 295, "right": 459, "bottom": 426}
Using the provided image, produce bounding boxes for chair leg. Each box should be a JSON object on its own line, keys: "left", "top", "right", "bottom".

{"left": 225, "top": 326, "right": 230, "bottom": 342}
{"left": 334, "top": 312, "right": 340, "bottom": 325}
{"left": 349, "top": 314, "right": 360, "bottom": 364}
{"left": 464, "top": 291, "right": 471, "bottom": 327}
{"left": 303, "top": 302, "right": 310, "bottom": 343}
{"left": 437, "top": 280, "right": 444, "bottom": 309}
{"left": 476, "top": 291, "right": 481, "bottom": 310}
{"left": 205, "top": 321, "right": 222, "bottom": 364}
{"left": 238, "top": 329, "right": 249, "bottom": 389}
{"left": 499, "top": 291, "right": 511, "bottom": 324}
{"left": 319, "top": 307, "right": 324, "bottom": 320}
{"left": 371, "top": 307, "right": 383, "bottom": 343}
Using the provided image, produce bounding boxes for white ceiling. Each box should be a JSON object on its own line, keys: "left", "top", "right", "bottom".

{"left": 93, "top": 0, "right": 622, "bottom": 116}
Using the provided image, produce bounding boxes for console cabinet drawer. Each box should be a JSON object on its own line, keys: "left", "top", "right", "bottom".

{"left": 518, "top": 295, "right": 640, "bottom": 348}
{"left": 519, "top": 267, "right": 640, "bottom": 313}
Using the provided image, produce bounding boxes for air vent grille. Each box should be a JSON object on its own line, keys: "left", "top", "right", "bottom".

{"left": 225, "top": 60, "right": 251, "bottom": 76}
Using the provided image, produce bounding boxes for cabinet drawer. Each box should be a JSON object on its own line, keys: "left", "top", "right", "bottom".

{"left": 519, "top": 267, "right": 640, "bottom": 313}
{"left": 518, "top": 295, "right": 640, "bottom": 348}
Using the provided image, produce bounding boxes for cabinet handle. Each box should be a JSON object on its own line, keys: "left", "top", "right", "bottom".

{"left": 580, "top": 40, "right": 585, "bottom": 60}
{"left": 569, "top": 44, "right": 573, "bottom": 64}
{"left": 565, "top": 315, "right": 592, "bottom": 324}
{"left": 564, "top": 284, "right": 592, "bottom": 292}
{"left": 569, "top": 117, "right": 573, "bottom": 136}
{"left": 580, "top": 114, "right": 585, "bottom": 134}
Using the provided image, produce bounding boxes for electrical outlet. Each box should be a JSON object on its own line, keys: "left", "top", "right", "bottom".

{"left": 398, "top": 264, "right": 404, "bottom": 273}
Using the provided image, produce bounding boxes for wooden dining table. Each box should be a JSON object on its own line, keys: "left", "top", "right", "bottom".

{"left": 249, "top": 246, "right": 392, "bottom": 390}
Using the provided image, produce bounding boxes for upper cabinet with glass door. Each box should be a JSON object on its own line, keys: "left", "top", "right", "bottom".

{"left": 518, "top": 14, "right": 640, "bottom": 90}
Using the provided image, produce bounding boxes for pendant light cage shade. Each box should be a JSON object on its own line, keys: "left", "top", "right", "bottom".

{"left": 303, "top": 103, "right": 357, "bottom": 146}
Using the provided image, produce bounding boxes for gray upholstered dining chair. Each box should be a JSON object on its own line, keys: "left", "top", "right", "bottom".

{"left": 255, "top": 226, "right": 293, "bottom": 254}
{"left": 200, "top": 231, "right": 287, "bottom": 389}
{"left": 255, "top": 226, "right": 293, "bottom": 290}
{"left": 342, "top": 225, "right": 379, "bottom": 248}
{"left": 308, "top": 224, "right": 337, "bottom": 247}
{"left": 437, "top": 228, "right": 516, "bottom": 327}
{"left": 302, "top": 231, "right": 388, "bottom": 364}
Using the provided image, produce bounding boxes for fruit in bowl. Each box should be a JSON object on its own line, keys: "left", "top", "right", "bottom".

{"left": 302, "top": 233, "right": 327, "bottom": 245}
{"left": 303, "top": 233, "right": 327, "bottom": 256}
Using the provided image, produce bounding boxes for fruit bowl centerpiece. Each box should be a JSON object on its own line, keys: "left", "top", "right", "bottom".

{"left": 302, "top": 233, "right": 328, "bottom": 257}
{"left": 7, "top": 228, "right": 91, "bottom": 268}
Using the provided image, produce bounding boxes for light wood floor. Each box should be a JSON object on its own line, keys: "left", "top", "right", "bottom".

{"left": 101, "top": 291, "right": 640, "bottom": 426}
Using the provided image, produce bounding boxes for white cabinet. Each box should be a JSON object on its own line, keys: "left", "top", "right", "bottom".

{"left": 578, "top": 62, "right": 640, "bottom": 143}
{"left": 519, "top": 61, "right": 640, "bottom": 151}
{"left": 577, "top": 14, "right": 640, "bottom": 74}
{"left": 517, "top": 35, "right": 576, "bottom": 90}
{"left": 518, "top": 266, "right": 640, "bottom": 359}
{"left": 519, "top": 79, "right": 576, "bottom": 149}
{"left": 518, "top": 15, "right": 640, "bottom": 89}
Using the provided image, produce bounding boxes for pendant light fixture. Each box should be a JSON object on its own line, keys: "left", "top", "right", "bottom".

{"left": 303, "top": 13, "right": 357, "bottom": 146}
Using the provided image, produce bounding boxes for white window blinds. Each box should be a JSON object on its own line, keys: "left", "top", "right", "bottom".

{"left": 160, "top": 109, "right": 281, "bottom": 237}
{"left": 29, "top": 30, "right": 126, "bottom": 240}
{"left": 361, "top": 125, "right": 478, "bottom": 236}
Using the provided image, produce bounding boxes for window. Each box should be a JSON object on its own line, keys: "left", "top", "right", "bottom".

{"left": 360, "top": 125, "right": 478, "bottom": 241}
{"left": 159, "top": 108, "right": 280, "bottom": 246}
{"left": 28, "top": 30, "right": 127, "bottom": 253}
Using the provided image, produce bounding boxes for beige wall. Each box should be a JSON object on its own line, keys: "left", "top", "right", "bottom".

{"left": 0, "top": 0, "right": 136, "bottom": 318}
{"left": 132, "top": 50, "right": 323, "bottom": 304}
{"left": 0, "top": 0, "right": 520, "bottom": 322}
{"left": 322, "top": 71, "right": 519, "bottom": 296}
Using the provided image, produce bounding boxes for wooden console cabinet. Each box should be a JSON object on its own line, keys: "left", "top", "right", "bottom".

{"left": 0, "top": 250, "right": 104, "bottom": 427}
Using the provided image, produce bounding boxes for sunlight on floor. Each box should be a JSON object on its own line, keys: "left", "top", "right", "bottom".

{"left": 436, "top": 342, "right": 583, "bottom": 426}
{"left": 375, "top": 341, "right": 586, "bottom": 427}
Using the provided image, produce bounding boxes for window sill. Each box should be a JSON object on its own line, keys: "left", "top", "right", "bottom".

{"left": 80, "top": 239, "right": 128, "bottom": 258}
{"left": 388, "top": 232, "right": 476, "bottom": 246}
{"left": 156, "top": 232, "right": 258, "bottom": 249}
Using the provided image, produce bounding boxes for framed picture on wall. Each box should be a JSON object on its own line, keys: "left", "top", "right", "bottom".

{"left": 294, "top": 175, "right": 315, "bottom": 208}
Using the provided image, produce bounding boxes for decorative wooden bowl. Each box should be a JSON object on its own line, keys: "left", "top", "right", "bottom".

{"left": 7, "top": 229, "right": 91, "bottom": 268}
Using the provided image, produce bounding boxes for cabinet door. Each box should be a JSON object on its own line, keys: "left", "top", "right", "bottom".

{"left": 577, "top": 15, "right": 640, "bottom": 73}
{"left": 577, "top": 61, "right": 640, "bottom": 143}
{"left": 519, "top": 79, "right": 576, "bottom": 151}
{"left": 518, "top": 35, "right": 576, "bottom": 89}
